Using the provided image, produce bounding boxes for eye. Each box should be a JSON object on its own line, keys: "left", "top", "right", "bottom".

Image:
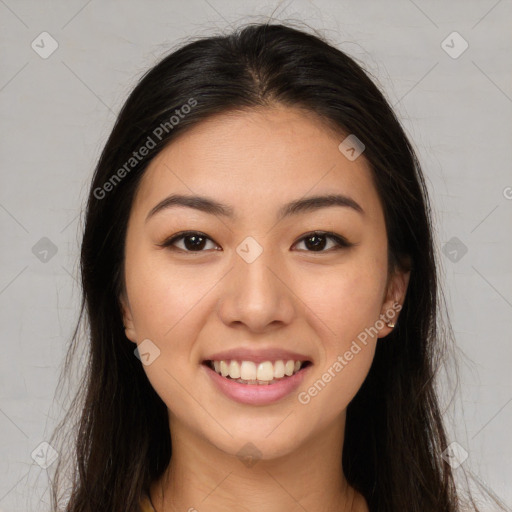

{"left": 158, "top": 230, "right": 353, "bottom": 254}
{"left": 158, "top": 231, "right": 220, "bottom": 253}
{"left": 293, "top": 231, "right": 353, "bottom": 252}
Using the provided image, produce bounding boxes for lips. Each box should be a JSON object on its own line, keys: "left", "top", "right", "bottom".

{"left": 202, "top": 360, "right": 312, "bottom": 405}
{"left": 201, "top": 347, "right": 313, "bottom": 405}
{"left": 202, "top": 348, "right": 312, "bottom": 383}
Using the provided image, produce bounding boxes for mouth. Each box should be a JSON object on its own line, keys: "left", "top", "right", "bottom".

{"left": 201, "top": 357, "right": 313, "bottom": 405}
{"left": 202, "top": 359, "right": 313, "bottom": 385}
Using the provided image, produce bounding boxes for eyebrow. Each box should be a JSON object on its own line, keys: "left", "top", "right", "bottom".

{"left": 145, "top": 193, "right": 364, "bottom": 223}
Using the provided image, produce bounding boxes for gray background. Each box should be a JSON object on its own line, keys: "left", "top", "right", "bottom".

{"left": 1, "top": 0, "right": 511, "bottom": 510}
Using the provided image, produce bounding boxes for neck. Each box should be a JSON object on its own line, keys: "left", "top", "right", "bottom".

{"left": 150, "top": 411, "right": 365, "bottom": 512}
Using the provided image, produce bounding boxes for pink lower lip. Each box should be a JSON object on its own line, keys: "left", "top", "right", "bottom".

{"left": 202, "top": 363, "right": 311, "bottom": 405}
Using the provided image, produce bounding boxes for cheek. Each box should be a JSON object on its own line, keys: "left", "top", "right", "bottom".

{"left": 293, "top": 250, "right": 387, "bottom": 410}
{"left": 124, "top": 248, "right": 225, "bottom": 403}
{"left": 124, "top": 252, "right": 212, "bottom": 410}
{"left": 297, "top": 256, "right": 387, "bottom": 347}
{"left": 125, "top": 248, "right": 217, "bottom": 340}
{"left": 294, "top": 279, "right": 382, "bottom": 419}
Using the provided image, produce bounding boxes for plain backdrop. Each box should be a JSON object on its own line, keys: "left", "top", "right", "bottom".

{"left": 0, "top": 1, "right": 511, "bottom": 510}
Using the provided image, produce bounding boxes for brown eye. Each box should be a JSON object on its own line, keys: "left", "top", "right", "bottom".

{"left": 160, "top": 231, "right": 219, "bottom": 252}
{"left": 294, "top": 231, "right": 352, "bottom": 252}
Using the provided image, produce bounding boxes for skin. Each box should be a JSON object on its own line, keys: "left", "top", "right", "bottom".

{"left": 120, "top": 105, "right": 410, "bottom": 512}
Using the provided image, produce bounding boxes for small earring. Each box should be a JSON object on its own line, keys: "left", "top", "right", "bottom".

{"left": 387, "top": 322, "right": 395, "bottom": 328}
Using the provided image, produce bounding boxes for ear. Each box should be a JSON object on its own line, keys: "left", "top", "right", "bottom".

{"left": 377, "top": 264, "right": 411, "bottom": 339}
{"left": 119, "top": 291, "right": 138, "bottom": 344}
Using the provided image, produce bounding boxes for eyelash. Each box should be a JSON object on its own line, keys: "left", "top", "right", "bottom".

{"left": 158, "top": 230, "right": 354, "bottom": 254}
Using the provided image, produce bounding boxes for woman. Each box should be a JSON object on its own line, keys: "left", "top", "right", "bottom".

{"left": 49, "top": 22, "right": 508, "bottom": 512}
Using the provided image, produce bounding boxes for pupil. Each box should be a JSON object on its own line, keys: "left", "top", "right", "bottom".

{"left": 184, "top": 235, "right": 206, "bottom": 251}
{"left": 305, "top": 234, "right": 326, "bottom": 251}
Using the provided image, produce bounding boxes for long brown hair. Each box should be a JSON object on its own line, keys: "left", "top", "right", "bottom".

{"left": 48, "top": 22, "right": 508, "bottom": 511}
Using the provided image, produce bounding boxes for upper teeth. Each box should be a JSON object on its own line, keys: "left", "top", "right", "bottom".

{"left": 212, "top": 360, "right": 304, "bottom": 381}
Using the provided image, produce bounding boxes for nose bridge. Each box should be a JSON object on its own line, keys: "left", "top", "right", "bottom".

{"left": 234, "top": 237, "right": 282, "bottom": 304}
{"left": 217, "top": 237, "right": 295, "bottom": 330}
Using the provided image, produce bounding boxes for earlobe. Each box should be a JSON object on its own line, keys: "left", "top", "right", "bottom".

{"left": 378, "top": 267, "right": 411, "bottom": 338}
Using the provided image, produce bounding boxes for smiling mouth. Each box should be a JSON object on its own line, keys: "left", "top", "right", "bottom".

{"left": 203, "top": 359, "right": 313, "bottom": 385}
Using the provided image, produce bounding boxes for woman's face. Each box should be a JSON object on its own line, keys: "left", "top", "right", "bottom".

{"left": 121, "top": 105, "right": 409, "bottom": 459}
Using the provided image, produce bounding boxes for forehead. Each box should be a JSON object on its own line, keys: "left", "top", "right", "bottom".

{"left": 132, "top": 106, "right": 381, "bottom": 220}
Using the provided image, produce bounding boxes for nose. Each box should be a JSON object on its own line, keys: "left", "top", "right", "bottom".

{"left": 217, "top": 247, "right": 296, "bottom": 334}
